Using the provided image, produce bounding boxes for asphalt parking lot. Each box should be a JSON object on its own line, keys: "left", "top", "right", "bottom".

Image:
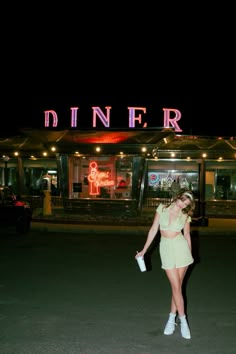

{"left": 0, "top": 227, "right": 236, "bottom": 354}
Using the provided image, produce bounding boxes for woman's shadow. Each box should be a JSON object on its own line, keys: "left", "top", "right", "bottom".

{"left": 183, "top": 229, "right": 201, "bottom": 313}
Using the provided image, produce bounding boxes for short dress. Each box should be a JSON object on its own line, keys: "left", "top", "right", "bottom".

{"left": 156, "top": 203, "right": 194, "bottom": 270}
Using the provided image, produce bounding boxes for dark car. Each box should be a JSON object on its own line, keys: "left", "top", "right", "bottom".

{"left": 0, "top": 186, "right": 32, "bottom": 234}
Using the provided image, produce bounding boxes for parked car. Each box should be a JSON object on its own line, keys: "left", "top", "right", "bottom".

{"left": 0, "top": 186, "right": 32, "bottom": 234}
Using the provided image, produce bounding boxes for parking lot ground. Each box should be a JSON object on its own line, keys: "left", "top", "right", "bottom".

{"left": 0, "top": 227, "right": 236, "bottom": 353}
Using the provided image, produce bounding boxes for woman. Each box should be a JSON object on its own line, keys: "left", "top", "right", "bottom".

{"left": 135, "top": 190, "right": 195, "bottom": 339}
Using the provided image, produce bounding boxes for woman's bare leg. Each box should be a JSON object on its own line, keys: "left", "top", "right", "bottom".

{"left": 164, "top": 266, "right": 191, "bottom": 339}
{"left": 165, "top": 266, "right": 188, "bottom": 316}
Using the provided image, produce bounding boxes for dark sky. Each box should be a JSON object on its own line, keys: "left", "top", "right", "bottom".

{"left": 3, "top": 5, "right": 235, "bottom": 138}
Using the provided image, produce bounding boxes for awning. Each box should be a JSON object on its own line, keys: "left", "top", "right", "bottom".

{"left": 0, "top": 128, "right": 236, "bottom": 159}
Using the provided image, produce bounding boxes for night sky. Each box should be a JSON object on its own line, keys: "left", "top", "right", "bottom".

{"left": 2, "top": 6, "right": 234, "bottom": 138}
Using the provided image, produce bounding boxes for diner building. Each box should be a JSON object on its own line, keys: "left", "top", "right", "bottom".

{"left": 1, "top": 127, "right": 236, "bottom": 223}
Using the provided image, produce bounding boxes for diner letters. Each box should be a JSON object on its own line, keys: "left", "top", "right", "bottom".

{"left": 44, "top": 106, "right": 183, "bottom": 132}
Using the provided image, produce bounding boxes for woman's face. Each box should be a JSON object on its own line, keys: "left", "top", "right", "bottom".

{"left": 176, "top": 196, "right": 191, "bottom": 209}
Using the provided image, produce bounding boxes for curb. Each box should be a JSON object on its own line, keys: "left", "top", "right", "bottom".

{"left": 31, "top": 220, "right": 236, "bottom": 236}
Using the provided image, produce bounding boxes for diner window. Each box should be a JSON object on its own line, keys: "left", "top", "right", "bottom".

{"left": 147, "top": 170, "right": 198, "bottom": 198}
{"left": 115, "top": 157, "right": 132, "bottom": 199}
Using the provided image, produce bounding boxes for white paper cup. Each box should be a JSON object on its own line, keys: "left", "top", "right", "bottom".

{"left": 136, "top": 256, "right": 147, "bottom": 272}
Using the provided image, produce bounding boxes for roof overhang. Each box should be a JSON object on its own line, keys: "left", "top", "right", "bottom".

{"left": 0, "top": 128, "right": 236, "bottom": 159}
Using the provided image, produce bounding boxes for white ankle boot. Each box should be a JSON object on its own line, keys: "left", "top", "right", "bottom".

{"left": 179, "top": 315, "right": 191, "bottom": 339}
{"left": 164, "top": 313, "right": 176, "bottom": 335}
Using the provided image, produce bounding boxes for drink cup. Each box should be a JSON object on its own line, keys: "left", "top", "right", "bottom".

{"left": 136, "top": 255, "right": 147, "bottom": 272}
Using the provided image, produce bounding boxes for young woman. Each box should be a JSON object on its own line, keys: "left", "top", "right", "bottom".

{"left": 135, "top": 190, "right": 195, "bottom": 339}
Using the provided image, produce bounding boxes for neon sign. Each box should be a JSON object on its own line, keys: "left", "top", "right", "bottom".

{"left": 44, "top": 106, "right": 183, "bottom": 132}
{"left": 87, "top": 161, "right": 115, "bottom": 196}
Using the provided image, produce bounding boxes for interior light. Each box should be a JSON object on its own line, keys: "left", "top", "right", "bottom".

{"left": 48, "top": 170, "right": 57, "bottom": 174}
{"left": 152, "top": 148, "right": 158, "bottom": 158}
{"left": 3, "top": 155, "right": 10, "bottom": 162}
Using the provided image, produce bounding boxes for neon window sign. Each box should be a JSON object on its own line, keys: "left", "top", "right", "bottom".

{"left": 87, "top": 161, "right": 115, "bottom": 196}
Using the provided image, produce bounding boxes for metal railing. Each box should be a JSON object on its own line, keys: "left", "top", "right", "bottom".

{"left": 22, "top": 195, "right": 236, "bottom": 218}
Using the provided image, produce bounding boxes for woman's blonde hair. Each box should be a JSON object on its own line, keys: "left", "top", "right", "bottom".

{"left": 167, "top": 189, "right": 195, "bottom": 216}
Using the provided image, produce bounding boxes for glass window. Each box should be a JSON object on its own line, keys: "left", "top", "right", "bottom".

{"left": 147, "top": 160, "right": 199, "bottom": 199}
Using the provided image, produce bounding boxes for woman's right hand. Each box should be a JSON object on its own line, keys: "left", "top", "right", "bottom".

{"left": 135, "top": 250, "right": 144, "bottom": 259}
